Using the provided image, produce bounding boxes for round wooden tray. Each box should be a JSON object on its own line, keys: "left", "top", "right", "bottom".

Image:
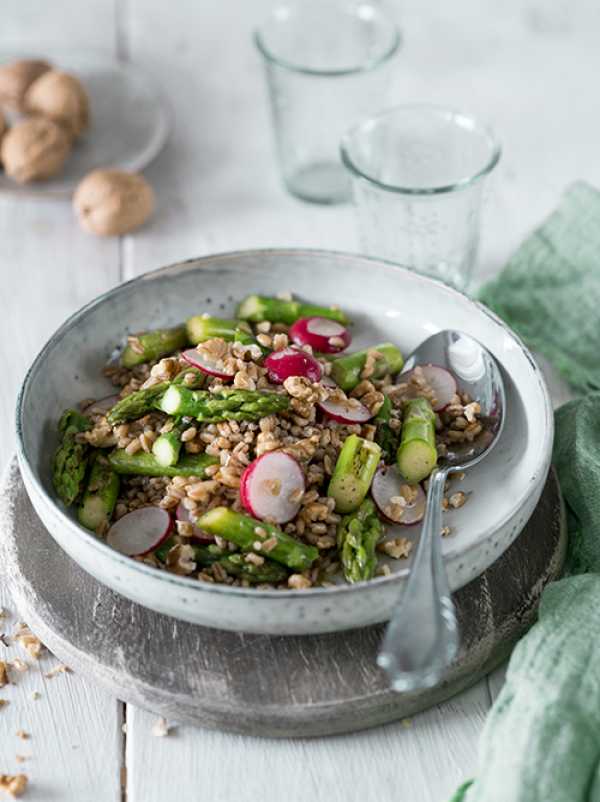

{"left": 0, "top": 458, "right": 566, "bottom": 737}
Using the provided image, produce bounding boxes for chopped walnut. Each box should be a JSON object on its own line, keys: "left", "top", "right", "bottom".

{"left": 449, "top": 491, "right": 467, "bottom": 509}
{"left": 13, "top": 625, "right": 43, "bottom": 660}
{"left": 15, "top": 731, "right": 29, "bottom": 741}
{"left": 288, "top": 574, "right": 312, "bottom": 589}
{"left": 0, "top": 774, "right": 28, "bottom": 798}
{"left": 166, "top": 543, "right": 197, "bottom": 575}
{"left": 378, "top": 538, "right": 413, "bottom": 559}
{"left": 43, "top": 663, "right": 71, "bottom": 679}
{"left": 0, "top": 662, "right": 8, "bottom": 688}
{"left": 151, "top": 716, "right": 170, "bottom": 737}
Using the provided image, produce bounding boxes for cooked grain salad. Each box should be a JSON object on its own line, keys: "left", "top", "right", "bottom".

{"left": 52, "top": 294, "right": 482, "bottom": 589}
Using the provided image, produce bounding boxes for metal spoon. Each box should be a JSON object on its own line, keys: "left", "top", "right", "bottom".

{"left": 377, "top": 330, "right": 506, "bottom": 692}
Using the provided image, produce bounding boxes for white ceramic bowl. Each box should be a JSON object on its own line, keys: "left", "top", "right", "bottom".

{"left": 16, "top": 249, "right": 553, "bottom": 635}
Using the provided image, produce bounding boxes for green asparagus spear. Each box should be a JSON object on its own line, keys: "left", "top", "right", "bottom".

{"left": 77, "top": 454, "right": 120, "bottom": 532}
{"left": 216, "top": 553, "right": 289, "bottom": 584}
{"left": 328, "top": 434, "right": 382, "bottom": 514}
{"left": 154, "top": 541, "right": 288, "bottom": 584}
{"left": 106, "top": 368, "right": 206, "bottom": 426}
{"left": 236, "top": 294, "right": 348, "bottom": 325}
{"left": 196, "top": 507, "right": 318, "bottom": 571}
{"left": 106, "top": 383, "right": 169, "bottom": 425}
{"left": 396, "top": 397, "right": 437, "bottom": 483}
{"left": 337, "top": 499, "right": 383, "bottom": 583}
{"left": 330, "top": 343, "right": 404, "bottom": 392}
{"left": 121, "top": 326, "right": 188, "bottom": 368}
{"left": 186, "top": 315, "right": 252, "bottom": 344}
{"left": 159, "top": 386, "right": 289, "bottom": 422}
{"left": 374, "top": 396, "right": 400, "bottom": 464}
{"left": 152, "top": 422, "right": 187, "bottom": 468}
{"left": 52, "top": 409, "right": 92, "bottom": 506}
{"left": 108, "top": 449, "right": 218, "bottom": 478}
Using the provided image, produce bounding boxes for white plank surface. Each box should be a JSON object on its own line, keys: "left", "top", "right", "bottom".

{"left": 0, "top": 3, "right": 124, "bottom": 800}
{"left": 1, "top": 0, "right": 594, "bottom": 798}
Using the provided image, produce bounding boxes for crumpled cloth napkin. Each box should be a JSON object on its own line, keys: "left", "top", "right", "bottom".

{"left": 451, "top": 182, "right": 600, "bottom": 802}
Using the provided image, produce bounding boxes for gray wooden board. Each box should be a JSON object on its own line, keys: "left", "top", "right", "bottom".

{"left": 0, "top": 457, "right": 566, "bottom": 738}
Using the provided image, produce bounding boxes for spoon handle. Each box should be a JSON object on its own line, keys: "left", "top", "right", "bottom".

{"left": 377, "top": 468, "right": 459, "bottom": 692}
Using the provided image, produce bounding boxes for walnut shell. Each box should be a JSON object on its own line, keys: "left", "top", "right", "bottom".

{"left": 25, "top": 70, "right": 89, "bottom": 138}
{"left": 0, "top": 59, "right": 51, "bottom": 112}
{"left": 73, "top": 169, "right": 155, "bottom": 236}
{"left": 0, "top": 117, "right": 71, "bottom": 183}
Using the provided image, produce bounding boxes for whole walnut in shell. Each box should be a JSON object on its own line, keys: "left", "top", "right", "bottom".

{"left": 25, "top": 70, "right": 89, "bottom": 138}
{"left": 1, "top": 117, "right": 71, "bottom": 183}
{"left": 0, "top": 59, "right": 51, "bottom": 112}
{"left": 73, "top": 169, "right": 155, "bottom": 237}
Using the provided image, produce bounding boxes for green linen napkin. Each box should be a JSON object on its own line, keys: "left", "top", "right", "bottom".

{"left": 451, "top": 182, "right": 600, "bottom": 802}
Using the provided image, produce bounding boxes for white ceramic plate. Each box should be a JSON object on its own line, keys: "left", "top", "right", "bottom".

{"left": 0, "top": 49, "right": 170, "bottom": 198}
{"left": 16, "top": 250, "right": 554, "bottom": 634}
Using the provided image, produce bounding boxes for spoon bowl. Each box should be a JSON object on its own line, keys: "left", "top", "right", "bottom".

{"left": 378, "top": 330, "right": 506, "bottom": 691}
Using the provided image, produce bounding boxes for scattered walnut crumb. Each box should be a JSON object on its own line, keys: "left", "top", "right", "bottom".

{"left": 30, "top": 692, "right": 40, "bottom": 701}
{"left": 14, "top": 758, "right": 27, "bottom": 766}
{"left": 287, "top": 574, "right": 312, "bottom": 589}
{"left": 15, "top": 732, "right": 29, "bottom": 741}
{"left": 43, "top": 663, "right": 71, "bottom": 679}
{"left": 376, "top": 564, "right": 392, "bottom": 577}
{"left": 449, "top": 491, "right": 467, "bottom": 509}
{"left": 151, "top": 716, "right": 170, "bottom": 737}
{"left": 378, "top": 538, "right": 413, "bottom": 560}
{"left": 13, "top": 625, "right": 43, "bottom": 660}
{"left": 0, "top": 662, "right": 8, "bottom": 688}
{"left": 0, "top": 699, "right": 8, "bottom": 709}
{"left": 441, "top": 526, "right": 452, "bottom": 537}
{"left": 0, "top": 609, "right": 7, "bottom": 620}
{"left": 8, "top": 659, "right": 28, "bottom": 675}
{"left": 0, "top": 774, "right": 28, "bottom": 798}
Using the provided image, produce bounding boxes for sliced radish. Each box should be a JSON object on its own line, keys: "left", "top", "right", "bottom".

{"left": 371, "top": 465, "right": 426, "bottom": 526}
{"left": 400, "top": 364, "right": 457, "bottom": 411}
{"left": 321, "top": 374, "right": 338, "bottom": 388}
{"left": 240, "top": 452, "right": 305, "bottom": 524}
{"left": 106, "top": 507, "right": 173, "bottom": 556}
{"left": 83, "top": 394, "right": 120, "bottom": 415}
{"left": 264, "top": 347, "right": 322, "bottom": 384}
{"left": 176, "top": 502, "right": 214, "bottom": 544}
{"left": 318, "top": 396, "right": 372, "bottom": 424}
{"left": 181, "top": 348, "right": 234, "bottom": 381}
{"left": 289, "top": 316, "right": 351, "bottom": 354}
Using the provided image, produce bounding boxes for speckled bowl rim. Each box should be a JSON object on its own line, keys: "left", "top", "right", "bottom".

{"left": 15, "top": 248, "right": 554, "bottom": 600}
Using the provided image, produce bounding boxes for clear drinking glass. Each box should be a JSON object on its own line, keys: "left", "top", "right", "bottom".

{"left": 340, "top": 105, "right": 501, "bottom": 290}
{"left": 255, "top": 0, "right": 400, "bottom": 204}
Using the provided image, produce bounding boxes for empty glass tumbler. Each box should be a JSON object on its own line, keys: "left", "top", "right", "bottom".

{"left": 341, "top": 105, "right": 501, "bottom": 290}
{"left": 255, "top": 0, "right": 400, "bottom": 204}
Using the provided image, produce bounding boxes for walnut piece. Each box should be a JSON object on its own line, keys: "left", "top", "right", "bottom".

{"left": 0, "top": 58, "right": 51, "bottom": 111}
{"left": 25, "top": 69, "right": 89, "bottom": 137}
{"left": 1, "top": 117, "right": 71, "bottom": 183}
{"left": 0, "top": 773, "right": 28, "bottom": 798}
{"left": 73, "top": 169, "right": 155, "bottom": 237}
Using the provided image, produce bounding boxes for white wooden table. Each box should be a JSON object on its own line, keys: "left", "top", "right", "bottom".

{"left": 0, "top": 0, "right": 591, "bottom": 798}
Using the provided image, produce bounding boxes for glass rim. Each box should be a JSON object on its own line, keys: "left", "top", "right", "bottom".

{"left": 253, "top": 21, "right": 401, "bottom": 77}
{"left": 340, "top": 103, "right": 502, "bottom": 195}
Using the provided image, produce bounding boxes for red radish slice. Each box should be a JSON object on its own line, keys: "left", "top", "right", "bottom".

{"left": 181, "top": 348, "right": 234, "bottom": 381}
{"left": 400, "top": 364, "right": 457, "bottom": 411}
{"left": 264, "top": 347, "right": 322, "bottom": 384}
{"left": 240, "top": 452, "right": 305, "bottom": 524}
{"left": 371, "top": 465, "right": 426, "bottom": 526}
{"left": 106, "top": 507, "right": 173, "bottom": 556}
{"left": 83, "top": 394, "right": 120, "bottom": 415}
{"left": 176, "top": 503, "right": 214, "bottom": 543}
{"left": 289, "top": 316, "right": 351, "bottom": 354}
{"left": 318, "top": 396, "right": 372, "bottom": 424}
